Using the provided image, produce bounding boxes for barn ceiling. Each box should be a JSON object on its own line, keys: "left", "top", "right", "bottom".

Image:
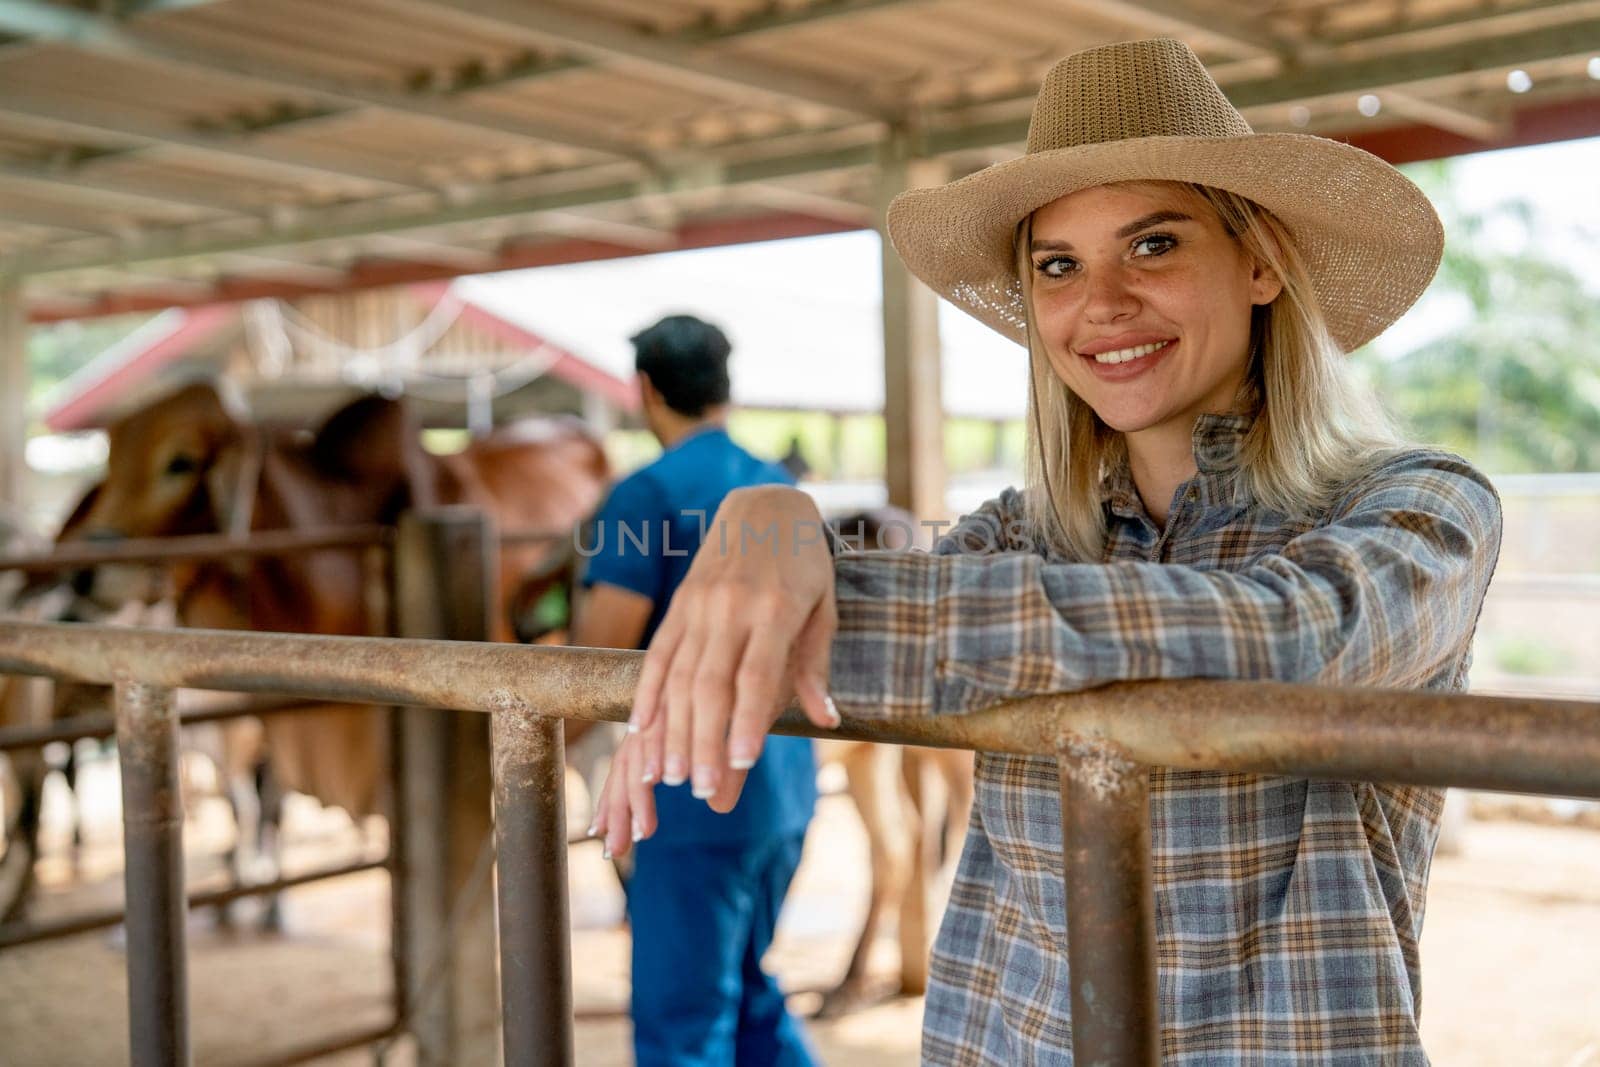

{"left": 1, "top": 0, "right": 1598, "bottom": 321}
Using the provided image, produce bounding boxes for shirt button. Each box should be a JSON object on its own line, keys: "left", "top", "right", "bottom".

{"left": 1185, "top": 488, "right": 1199, "bottom": 503}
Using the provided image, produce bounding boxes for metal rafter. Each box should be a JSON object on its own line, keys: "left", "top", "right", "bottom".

{"left": 410, "top": 0, "right": 902, "bottom": 121}
{"left": 0, "top": 91, "right": 428, "bottom": 189}
{"left": 0, "top": 160, "right": 249, "bottom": 215}
{"left": 929, "top": 19, "right": 1600, "bottom": 147}
{"left": 0, "top": 0, "right": 652, "bottom": 163}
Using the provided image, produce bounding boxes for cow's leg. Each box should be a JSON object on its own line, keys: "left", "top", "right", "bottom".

{"left": 255, "top": 756, "right": 286, "bottom": 932}
{"left": 818, "top": 743, "right": 909, "bottom": 1017}
{"left": 897, "top": 749, "right": 933, "bottom": 998}
{"left": 933, "top": 748, "right": 975, "bottom": 871}
{"left": 0, "top": 748, "right": 45, "bottom": 923}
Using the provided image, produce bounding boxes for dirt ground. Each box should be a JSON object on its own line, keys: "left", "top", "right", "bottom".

{"left": 2, "top": 756, "right": 1598, "bottom": 1066}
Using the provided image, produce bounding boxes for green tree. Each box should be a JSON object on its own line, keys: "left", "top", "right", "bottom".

{"left": 27, "top": 313, "right": 155, "bottom": 413}
{"left": 1361, "top": 160, "right": 1600, "bottom": 472}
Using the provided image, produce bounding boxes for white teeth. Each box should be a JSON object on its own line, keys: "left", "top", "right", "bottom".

{"left": 1091, "top": 340, "right": 1172, "bottom": 365}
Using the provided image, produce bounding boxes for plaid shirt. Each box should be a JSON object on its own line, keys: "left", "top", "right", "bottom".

{"left": 829, "top": 414, "right": 1502, "bottom": 1065}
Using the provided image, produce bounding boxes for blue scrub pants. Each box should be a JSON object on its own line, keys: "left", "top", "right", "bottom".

{"left": 626, "top": 830, "right": 818, "bottom": 1067}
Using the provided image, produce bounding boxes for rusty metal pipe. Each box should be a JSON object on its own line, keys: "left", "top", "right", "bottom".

{"left": 496, "top": 528, "right": 569, "bottom": 546}
{"left": 1058, "top": 741, "right": 1159, "bottom": 1066}
{"left": 5, "top": 622, "right": 1600, "bottom": 800}
{"left": 491, "top": 705, "right": 574, "bottom": 1067}
{"left": 0, "top": 525, "right": 390, "bottom": 574}
{"left": 0, "top": 856, "right": 388, "bottom": 950}
{"left": 114, "top": 680, "right": 189, "bottom": 1067}
{"left": 0, "top": 695, "right": 334, "bottom": 752}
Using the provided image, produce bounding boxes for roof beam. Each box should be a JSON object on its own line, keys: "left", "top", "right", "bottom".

{"left": 928, "top": 18, "right": 1600, "bottom": 146}
{"left": 1058, "top": 0, "right": 1289, "bottom": 59}
{"left": 1323, "top": 0, "right": 1600, "bottom": 48}
{"left": 0, "top": 91, "right": 429, "bottom": 190}
{"left": 0, "top": 0, "right": 650, "bottom": 162}
{"left": 219, "top": 253, "right": 352, "bottom": 285}
{"left": 1223, "top": 20, "right": 1600, "bottom": 107}
{"left": 365, "top": 234, "right": 502, "bottom": 273}
{"left": 410, "top": 0, "right": 900, "bottom": 121}
{"left": 1381, "top": 93, "right": 1510, "bottom": 142}
{"left": 15, "top": 143, "right": 883, "bottom": 278}
{"left": 0, "top": 161, "right": 249, "bottom": 215}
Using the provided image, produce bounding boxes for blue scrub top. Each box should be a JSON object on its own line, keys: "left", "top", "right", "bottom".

{"left": 582, "top": 426, "right": 817, "bottom": 844}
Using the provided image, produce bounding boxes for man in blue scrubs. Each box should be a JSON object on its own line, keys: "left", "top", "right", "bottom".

{"left": 572, "top": 314, "right": 819, "bottom": 1067}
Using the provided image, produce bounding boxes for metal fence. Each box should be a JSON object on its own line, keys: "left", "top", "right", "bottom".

{"left": 4, "top": 603, "right": 1600, "bottom": 1064}
{"left": 0, "top": 510, "right": 569, "bottom": 1064}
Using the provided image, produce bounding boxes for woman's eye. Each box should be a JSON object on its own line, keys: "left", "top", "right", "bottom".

{"left": 1035, "top": 256, "right": 1078, "bottom": 278}
{"left": 1131, "top": 234, "right": 1177, "bottom": 258}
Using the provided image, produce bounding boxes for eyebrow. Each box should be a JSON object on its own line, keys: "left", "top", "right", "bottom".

{"left": 1030, "top": 210, "right": 1197, "bottom": 252}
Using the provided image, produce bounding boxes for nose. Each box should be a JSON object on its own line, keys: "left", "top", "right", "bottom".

{"left": 70, "top": 567, "right": 97, "bottom": 598}
{"left": 1083, "top": 265, "right": 1139, "bottom": 324}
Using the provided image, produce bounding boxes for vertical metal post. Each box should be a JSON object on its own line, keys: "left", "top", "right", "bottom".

{"left": 395, "top": 508, "right": 500, "bottom": 1066}
{"left": 0, "top": 276, "right": 27, "bottom": 512}
{"left": 491, "top": 706, "right": 573, "bottom": 1067}
{"left": 115, "top": 679, "right": 190, "bottom": 1067}
{"left": 1058, "top": 740, "right": 1159, "bottom": 1067}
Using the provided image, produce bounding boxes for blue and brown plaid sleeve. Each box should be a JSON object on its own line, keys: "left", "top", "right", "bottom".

{"left": 828, "top": 449, "right": 1502, "bottom": 718}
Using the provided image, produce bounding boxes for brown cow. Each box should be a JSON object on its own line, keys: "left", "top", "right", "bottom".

{"left": 814, "top": 509, "right": 976, "bottom": 1016}
{"left": 64, "top": 383, "right": 608, "bottom": 921}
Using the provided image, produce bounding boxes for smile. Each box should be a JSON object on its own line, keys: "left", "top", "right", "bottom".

{"left": 1090, "top": 339, "right": 1174, "bottom": 365}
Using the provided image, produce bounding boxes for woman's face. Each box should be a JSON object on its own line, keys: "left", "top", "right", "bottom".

{"left": 1027, "top": 182, "right": 1281, "bottom": 440}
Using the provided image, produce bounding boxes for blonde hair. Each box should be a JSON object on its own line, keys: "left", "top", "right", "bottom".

{"left": 1018, "top": 182, "right": 1402, "bottom": 561}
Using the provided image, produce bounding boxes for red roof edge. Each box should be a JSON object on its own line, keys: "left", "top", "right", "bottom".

{"left": 42, "top": 304, "right": 237, "bottom": 432}
{"left": 446, "top": 296, "right": 639, "bottom": 413}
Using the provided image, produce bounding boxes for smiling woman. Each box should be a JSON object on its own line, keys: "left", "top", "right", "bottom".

{"left": 591, "top": 38, "right": 1503, "bottom": 1065}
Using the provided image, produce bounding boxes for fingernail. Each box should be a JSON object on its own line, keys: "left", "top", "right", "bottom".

{"left": 602, "top": 845, "right": 612, "bottom": 861}
{"left": 728, "top": 740, "right": 757, "bottom": 771}
{"left": 663, "top": 755, "right": 688, "bottom": 787}
{"left": 627, "top": 719, "right": 640, "bottom": 735}
{"left": 691, "top": 765, "right": 716, "bottom": 799}
{"left": 824, "top": 695, "right": 841, "bottom": 727}
{"left": 586, "top": 821, "right": 599, "bottom": 838}
{"left": 631, "top": 819, "right": 643, "bottom": 843}
{"left": 641, "top": 767, "right": 657, "bottom": 784}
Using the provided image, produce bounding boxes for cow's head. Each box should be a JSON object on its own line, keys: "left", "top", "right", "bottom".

{"left": 63, "top": 383, "right": 244, "bottom": 605}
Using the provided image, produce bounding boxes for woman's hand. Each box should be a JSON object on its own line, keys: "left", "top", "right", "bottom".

{"left": 629, "top": 485, "right": 840, "bottom": 826}
{"left": 591, "top": 731, "right": 657, "bottom": 859}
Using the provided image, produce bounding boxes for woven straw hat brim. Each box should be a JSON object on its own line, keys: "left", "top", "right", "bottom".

{"left": 886, "top": 132, "right": 1443, "bottom": 353}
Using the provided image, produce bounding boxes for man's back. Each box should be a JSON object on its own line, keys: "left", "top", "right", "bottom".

{"left": 584, "top": 425, "right": 816, "bottom": 843}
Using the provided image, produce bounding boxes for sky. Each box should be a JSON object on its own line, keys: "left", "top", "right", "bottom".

{"left": 462, "top": 135, "right": 1600, "bottom": 423}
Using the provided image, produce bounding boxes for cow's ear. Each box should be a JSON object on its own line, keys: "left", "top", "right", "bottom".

{"left": 310, "top": 394, "right": 415, "bottom": 483}
{"left": 203, "top": 440, "right": 246, "bottom": 536}
{"left": 54, "top": 482, "right": 102, "bottom": 543}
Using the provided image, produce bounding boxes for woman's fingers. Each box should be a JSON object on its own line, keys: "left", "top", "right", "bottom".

{"left": 601, "top": 739, "right": 635, "bottom": 860}
{"left": 725, "top": 610, "right": 807, "bottom": 770}
{"left": 687, "top": 607, "right": 750, "bottom": 800}
{"left": 660, "top": 607, "right": 709, "bottom": 788}
{"left": 625, "top": 738, "right": 657, "bottom": 849}
{"left": 790, "top": 587, "right": 841, "bottom": 730}
{"left": 628, "top": 611, "right": 684, "bottom": 735}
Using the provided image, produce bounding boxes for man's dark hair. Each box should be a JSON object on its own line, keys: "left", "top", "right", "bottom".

{"left": 630, "top": 314, "right": 732, "bottom": 417}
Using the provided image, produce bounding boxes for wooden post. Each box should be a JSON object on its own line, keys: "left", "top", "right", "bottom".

{"left": 875, "top": 133, "right": 948, "bottom": 522}
{"left": 0, "top": 277, "right": 26, "bottom": 513}
{"left": 394, "top": 508, "right": 500, "bottom": 1066}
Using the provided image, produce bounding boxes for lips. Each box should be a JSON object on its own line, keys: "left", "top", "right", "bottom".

{"left": 1076, "top": 332, "right": 1178, "bottom": 358}
{"left": 1076, "top": 336, "right": 1179, "bottom": 381}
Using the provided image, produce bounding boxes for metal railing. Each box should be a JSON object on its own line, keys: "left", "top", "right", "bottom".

{"left": 4, "top": 618, "right": 1600, "bottom": 1066}
{"left": 0, "top": 515, "right": 570, "bottom": 1064}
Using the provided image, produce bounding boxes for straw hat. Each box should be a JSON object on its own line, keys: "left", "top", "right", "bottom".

{"left": 886, "top": 38, "right": 1443, "bottom": 353}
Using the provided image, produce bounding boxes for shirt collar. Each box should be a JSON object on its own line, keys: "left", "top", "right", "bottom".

{"left": 1100, "top": 412, "right": 1256, "bottom": 517}
{"left": 664, "top": 422, "right": 728, "bottom": 455}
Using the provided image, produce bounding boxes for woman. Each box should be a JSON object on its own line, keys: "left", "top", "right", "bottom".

{"left": 594, "top": 38, "right": 1501, "bottom": 1063}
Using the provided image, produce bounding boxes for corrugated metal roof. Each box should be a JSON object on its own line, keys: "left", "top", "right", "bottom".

{"left": 1, "top": 0, "right": 1597, "bottom": 320}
